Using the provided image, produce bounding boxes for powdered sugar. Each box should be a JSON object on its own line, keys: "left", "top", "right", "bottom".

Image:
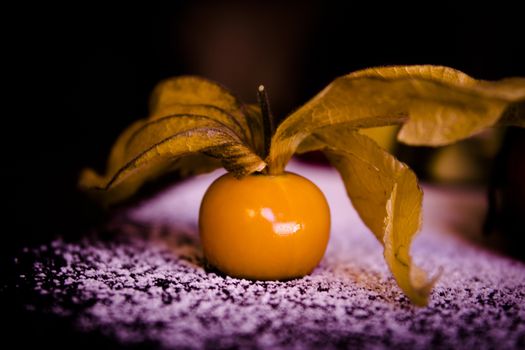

{"left": 16, "top": 162, "right": 525, "bottom": 349}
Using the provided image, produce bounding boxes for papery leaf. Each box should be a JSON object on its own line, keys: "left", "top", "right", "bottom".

{"left": 297, "top": 129, "right": 437, "bottom": 305}
{"left": 150, "top": 103, "right": 249, "bottom": 143}
{"left": 80, "top": 125, "right": 265, "bottom": 204}
{"left": 268, "top": 65, "right": 525, "bottom": 173}
{"left": 80, "top": 76, "right": 267, "bottom": 204}
{"left": 149, "top": 76, "right": 260, "bottom": 150}
{"left": 359, "top": 125, "right": 399, "bottom": 152}
{"left": 104, "top": 107, "right": 249, "bottom": 191}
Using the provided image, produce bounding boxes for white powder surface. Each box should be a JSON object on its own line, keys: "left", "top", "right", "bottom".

{"left": 16, "top": 162, "right": 525, "bottom": 349}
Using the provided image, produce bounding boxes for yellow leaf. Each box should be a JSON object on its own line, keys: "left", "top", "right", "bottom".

{"left": 80, "top": 76, "right": 267, "bottom": 204}
{"left": 80, "top": 126, "right": 265, "bottom": 204}
{"left": 149, "top": 76, "right": 260, "bottom": 150}
{"left": 268, "top": 65, "right": 525, "bottom": 174}
{"left": 150, "top": 76, "right": 244, "bottom": 118}
{"left": 150, "top": 103, "right": 249, "bottom": 143}
{"left": 359, "top": 125, "right": 399, "bottom": 152}
{"left": 298, "top": 129, "right": 437, "bottom": 305}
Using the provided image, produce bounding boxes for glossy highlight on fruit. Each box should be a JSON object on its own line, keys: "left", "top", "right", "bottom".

{"left": 199, "top": 172, "right": 330, "bottom": 280}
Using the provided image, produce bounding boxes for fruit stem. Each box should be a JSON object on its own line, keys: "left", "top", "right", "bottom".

{"left": 257, "top": 85, "right": 275, "bottom": 162}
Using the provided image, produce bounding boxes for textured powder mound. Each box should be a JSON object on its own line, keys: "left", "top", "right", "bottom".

{"left": 11, "top": 162, "right": 525, "bottom": 349}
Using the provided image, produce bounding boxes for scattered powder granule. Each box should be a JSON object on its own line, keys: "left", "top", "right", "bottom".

{"left": 9, "top": 162, "right": 525, "bottom": 349}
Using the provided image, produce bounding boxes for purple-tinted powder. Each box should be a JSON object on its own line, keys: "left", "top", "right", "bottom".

{"left": 15, "top": 162, "right": 525, "bottom": 349}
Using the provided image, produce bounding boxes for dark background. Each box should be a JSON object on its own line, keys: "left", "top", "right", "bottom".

{"left": 4, "top": 1, "right": 525, "bottom": 260}
{"left": 2, "top": 1, "right": 525, "bottom": 348}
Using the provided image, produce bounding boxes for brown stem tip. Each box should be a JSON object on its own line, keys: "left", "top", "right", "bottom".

{"left": 257, "top": 85, "right": 275, "bottom": 160}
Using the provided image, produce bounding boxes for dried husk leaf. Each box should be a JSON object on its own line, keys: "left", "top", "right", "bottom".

{"left": 297, "top": 129, "right": 438, "bottom": 305}
{"left": 80, "top": 76, "right": 267, "bottom": 204}
{"left": 80, "top": 126, "right": 265, "bottom": 204}
{"left": 150, "top": 103, "right": 248, "bottom": 143}
{"left": 149, "top": 76, "right": 260, "bottom": 150}
{"left": 269, "top": 65, "right": 525, "bottom": 173}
